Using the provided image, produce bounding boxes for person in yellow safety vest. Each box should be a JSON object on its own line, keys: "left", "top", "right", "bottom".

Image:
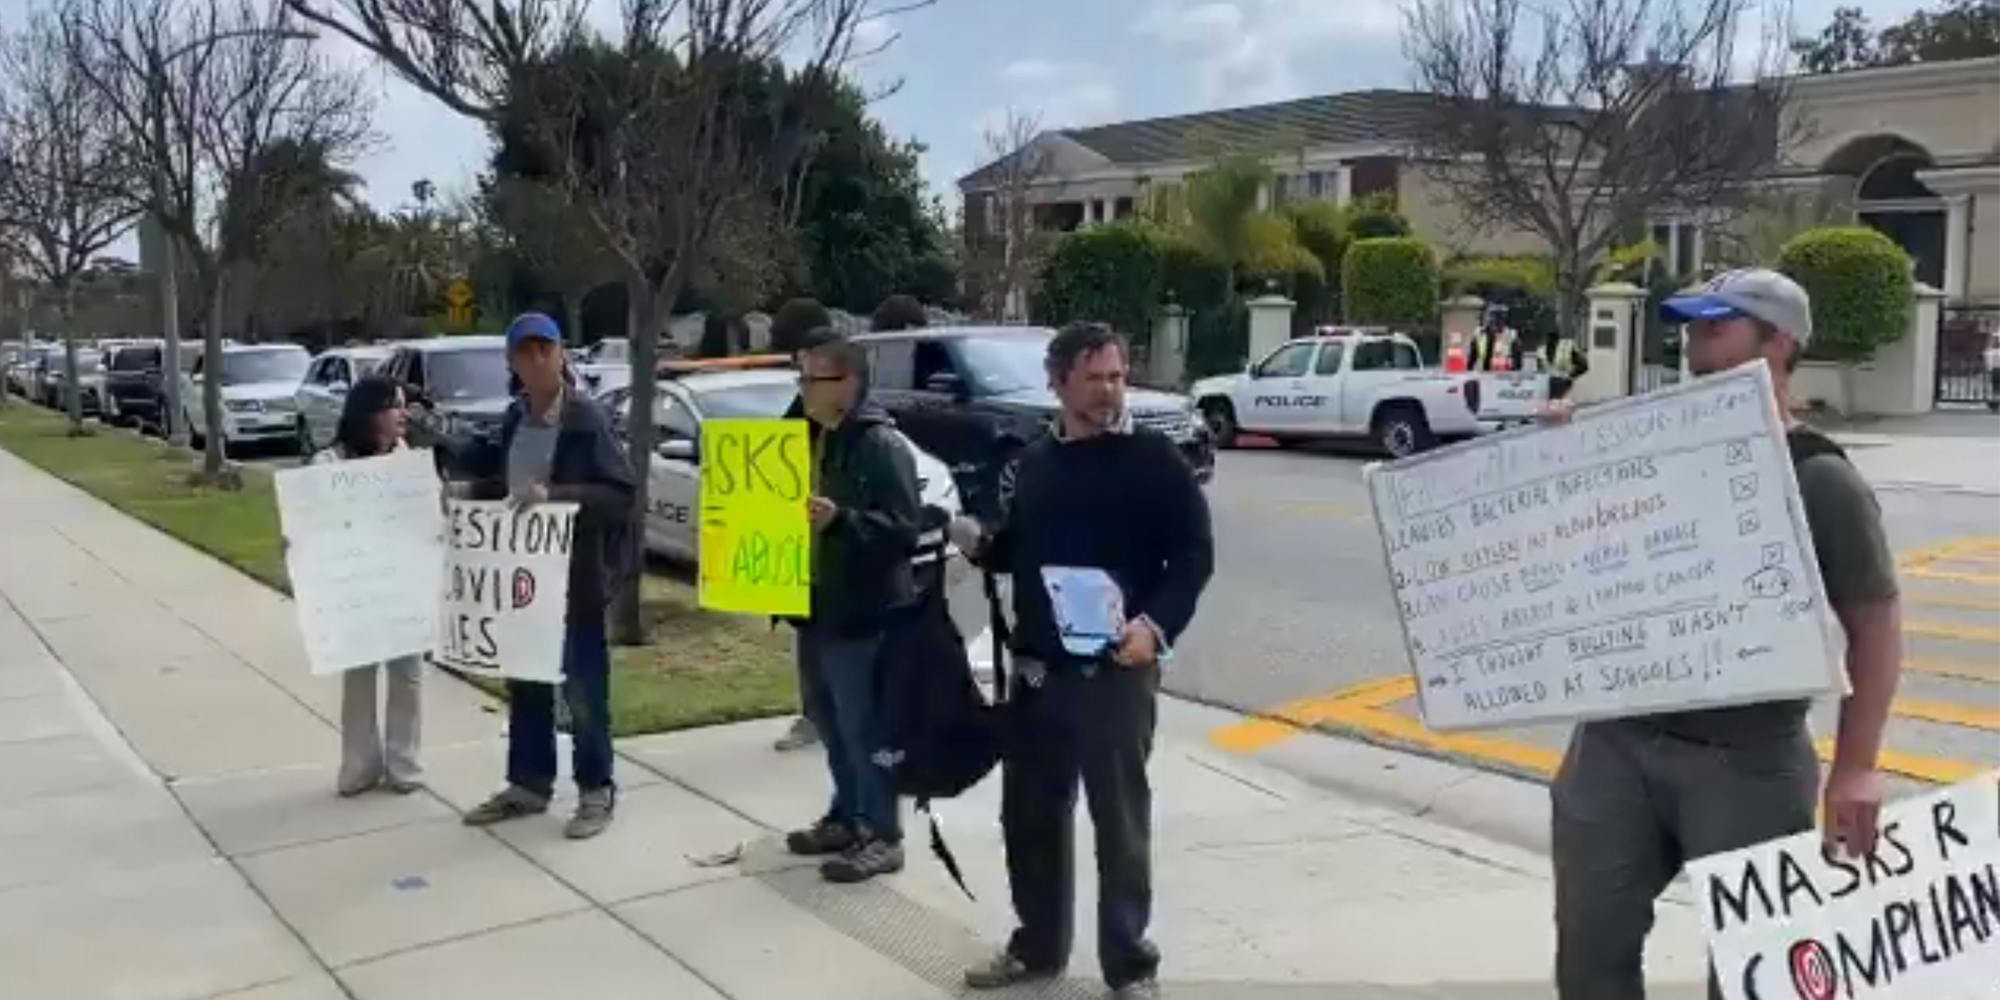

{"left": 1539, "top": 334, "right": 1589, "bottom": 399}
{"left": 1469, "top": 307, "right": 1520, "bottom": 372}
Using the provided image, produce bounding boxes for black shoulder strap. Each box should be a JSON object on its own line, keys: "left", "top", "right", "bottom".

{"left": 982, "top": 565, "right": 1010, "bottom": 703}
{"left": 1786, "top": 426, "right": 1848, "bottom": 466}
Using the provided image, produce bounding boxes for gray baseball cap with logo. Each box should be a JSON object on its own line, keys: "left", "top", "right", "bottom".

{"left": 1659, "top": 268, "right": 1813, "bottom": 346}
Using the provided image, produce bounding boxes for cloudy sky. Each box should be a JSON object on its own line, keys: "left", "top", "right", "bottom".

{"left": 2, "top": 0, "right": 1941, "bottom": 220}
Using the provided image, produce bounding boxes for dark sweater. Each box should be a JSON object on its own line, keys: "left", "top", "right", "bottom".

{"left": 985, "top": 427, "right": 1214, "bottom": 666}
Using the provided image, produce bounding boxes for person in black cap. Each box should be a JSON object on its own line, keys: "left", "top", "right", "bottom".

{"left": 420, "top": 311, "right": 636, "bottom": 840}
{"left": 1545, "top": 269, "right": 1903, "bottom": 999}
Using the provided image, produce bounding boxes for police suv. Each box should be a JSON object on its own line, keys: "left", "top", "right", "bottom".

{"left": 1192, "top": 331, "right": 1488, "bottom": 457}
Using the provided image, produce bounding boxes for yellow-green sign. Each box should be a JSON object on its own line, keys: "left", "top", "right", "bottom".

{"left": 699, "top": 418, "right": 812, "bottom": 615}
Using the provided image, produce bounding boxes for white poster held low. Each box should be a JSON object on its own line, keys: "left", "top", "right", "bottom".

{"left": 435, "top": 499, "right": 576, "bottom": 684}
{"left": 1366, "top": 361, "right": 1843, "bottom": 730}
{"left": 1687, "top": 770, "right": 2000, "bottom": 1000}
{"left": 275, "top": 448, "right": 445, "bottom": 675}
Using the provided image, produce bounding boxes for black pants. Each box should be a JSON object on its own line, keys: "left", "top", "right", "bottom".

{"left": 1001, "top": 662, "right": 1159, "bottom": 989}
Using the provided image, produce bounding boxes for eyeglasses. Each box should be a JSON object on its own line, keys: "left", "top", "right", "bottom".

{"left": 797, "top": 373, "right": 851, "bottom": 386}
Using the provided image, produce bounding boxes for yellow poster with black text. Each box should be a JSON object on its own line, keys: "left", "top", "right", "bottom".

{"left": 698, "top": 418, "right": 811, "bottom": 615}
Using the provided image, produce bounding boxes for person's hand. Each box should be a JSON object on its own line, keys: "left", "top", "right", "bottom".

{"left": 946, "top": 515, "right": 985, "bottom": 556}
{"left": 1537, "top": 398, "right": 1577, "bottom": 425}
{"left": 1823, "top": 766, "right": 1885, "bottom": 857}
{"left": 807, "top": 496, "right": 838, "bottom": 531}
{"left": 509, "top": 482, "right": 549, "bottom": 509}
{"left": 1109, "top": 619, "right": 1159, "bottom": 669}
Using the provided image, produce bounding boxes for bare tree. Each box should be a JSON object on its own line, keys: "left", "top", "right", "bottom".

{"left": 64, "top": 0, "right": 370, "bottom": 481}
{"left": 969, "top": 108, "right": 1049, "bottom": 322}
{"left": 0, "top": 10, "right": 141, "bottom": 435}
{"left": 286, "top": 0, "right": 924, "bottom": 642}
{"left": 1403, "top": 0, "right": 1794, "bottom": 345}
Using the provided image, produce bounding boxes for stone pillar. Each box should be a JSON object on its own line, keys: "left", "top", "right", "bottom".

{"left": 1439, "top": 295, "right": 1485, "bottom": 344}
{"left": 1908, "top": 281, "right": 1945, "bottom": 412}
{"left": 1150, "top": 305, "right": 1189, "bottom": 388}
{"left": 1246, "top": 294, "right": 1296, "bottom": 367}
{"left": 1335, "top": 165, "right": 1353, "bottom": 207}
{"left": 1579, "top": 281, "right": 1647, "bottom": 403}
{"left": 1943, "top": 195, "right": 1970, "bottom": 305}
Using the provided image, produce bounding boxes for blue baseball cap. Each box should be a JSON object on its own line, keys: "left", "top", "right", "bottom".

{"left": 505, "top": 312, "right": 562, "bottom": 350}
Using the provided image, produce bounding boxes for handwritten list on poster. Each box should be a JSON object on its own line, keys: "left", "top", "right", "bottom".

{"left": 1366, "top": 362, "right": 1842, "bottom": 731}
{"left": 275, "top": 448, "right": 444, "bottom": 675}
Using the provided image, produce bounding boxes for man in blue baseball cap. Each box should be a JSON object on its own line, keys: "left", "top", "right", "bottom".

{"left": 1548, "top": 269, "right": 1905, "bottom": 998}
{"left": 426, "top": 311, "right": 637, "bottom": 840}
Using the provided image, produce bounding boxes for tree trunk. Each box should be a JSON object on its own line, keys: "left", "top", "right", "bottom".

{"left": 201, "top": 269, "right": 228, "bottom": 481}
{"left": 0, "top": 259, "right": 12, "bottom": 410}
{"left": 611, "top": 274, "right": 659, "bottom": 647}
{"left": 61, "top": 283, "right": 84, "bottom": 436}
{"left": 565, "top": 292, "right": 586, "bottom": 348}
{"left": 160, "top": 228, "right": 184, "bottom": 444}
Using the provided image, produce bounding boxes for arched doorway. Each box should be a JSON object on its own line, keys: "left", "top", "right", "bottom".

{"left": 1822, "top": 136, "right": 1944, "bottom": 287}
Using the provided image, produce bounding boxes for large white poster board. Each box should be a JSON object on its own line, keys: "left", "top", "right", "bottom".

{"left": 1687, "top": 771, "right": 2000, "bottom": 1000}
{"left": 275, "top": 449, "right": 444, "bottom": 675}
{"left": 1366, "top": 362, "right": 1842, "bottom": 730}
{"left": 435, "top": 499, "right": 576, "bottom": 684}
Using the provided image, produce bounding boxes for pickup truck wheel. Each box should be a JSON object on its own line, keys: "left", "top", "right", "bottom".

{"left": 1374, "top": 404, "right": 1434, "bottom": 459}
{"left": 1200, "top": 400, "right": 1239, "bottom": 449}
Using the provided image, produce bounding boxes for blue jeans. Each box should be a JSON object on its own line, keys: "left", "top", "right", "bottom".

{"left": 506, "top": 618, "right": 614, "bottom": 798}
{"left": 798, "top": 626, "right": 898, "bottom": 841}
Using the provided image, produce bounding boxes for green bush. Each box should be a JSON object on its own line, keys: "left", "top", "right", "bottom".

{"left": 1777, "top": 226, "right": 1913, "bottom": 364}
{"left": 1036, "top": 222, "right": 1165, "bottom": 339}
{"left": 770, "top": 297, "right": 831, "bottom": 353}
{"left": 1343, "top": 238, "right": 1439, "bottom": 330}
{"left": 1159, "top": 235, "right": 1231, "bottom": 314}
{"left": 870, "top": 294, "right": 929, "bottom": 331}
{"left": 1344, "top": 193, "right": 1412, "bottom": 240}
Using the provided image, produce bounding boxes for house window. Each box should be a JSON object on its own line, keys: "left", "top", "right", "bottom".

{"left": 1271, "top": 174, "right": 1290, "bottom": 207}
{"left": 1307, "top": 171, "right": 1326, "bottom": 198}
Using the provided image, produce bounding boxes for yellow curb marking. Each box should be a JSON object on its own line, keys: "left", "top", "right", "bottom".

{"left": 1905, "top": 619, "right": 2000, "bottom": 643}
{"left": 1906, "top": 657, "right": 2000, "bottom": 684}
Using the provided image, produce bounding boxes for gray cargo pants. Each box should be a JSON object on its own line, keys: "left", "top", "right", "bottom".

{"left": 339, "top": 655, "right": 424, "bottom": 793}
{"left": 1552, "top": 719, "right": 1818, "bottom": 1000}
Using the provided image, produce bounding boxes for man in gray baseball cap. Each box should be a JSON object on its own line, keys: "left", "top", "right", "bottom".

{"left": 1550, "top": 267, "right": 1906, "bottom": 998}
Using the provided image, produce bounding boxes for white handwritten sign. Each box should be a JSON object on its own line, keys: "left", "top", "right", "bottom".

{"left": 1688, "top": 772, "right": 2000, "bottom": 1000}
{"left": 435, "top": 499, "right": 576, "bottom": 684}
{"left": 275, "top": 449, "right": 445, "bottom": 675}
{"left": 1366, "top": 362, "right": 1842, "bottom": 730}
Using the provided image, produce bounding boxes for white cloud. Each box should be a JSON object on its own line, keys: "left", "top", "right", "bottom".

{"left": 981, "top": 57, "right": 1120, "bottom": 136}
{"left": 1136, "top": 0, "right": 1402, "bottom": 106}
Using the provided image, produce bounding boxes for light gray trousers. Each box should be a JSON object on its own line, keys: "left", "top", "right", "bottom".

{"left": 339, "top": 655, "right": 424, "bottom": 792}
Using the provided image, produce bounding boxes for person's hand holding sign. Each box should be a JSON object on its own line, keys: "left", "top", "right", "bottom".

{"left": 807, "top": 496, "right": 838, "bottom": 532}
{"left": 1823, "top": 766, "right": 1885, "bottom": 857}
{"left": 1108, "top": 618, "right": 1159, "bottom": 669}
{"left": 509, "top": 481, "right": 549, "bottom": 509}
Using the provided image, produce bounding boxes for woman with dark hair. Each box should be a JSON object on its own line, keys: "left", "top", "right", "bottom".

{"left": 309, "top": 374, "right": 427, "bottom": 797}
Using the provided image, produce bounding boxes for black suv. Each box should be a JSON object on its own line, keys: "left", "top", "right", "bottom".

{"left": 855, "top": 326, "right": 1215, "bottom": 518}
{"left": 103, "top": 341, "right": 167, "bottom": 428}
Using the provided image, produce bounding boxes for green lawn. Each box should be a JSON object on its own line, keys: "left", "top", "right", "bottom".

{"left": 0, "top": 402, "right": 795, "bottom": 736}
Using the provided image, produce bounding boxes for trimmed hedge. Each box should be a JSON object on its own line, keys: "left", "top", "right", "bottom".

{"left": 769, "top": 297, "right": 831, "bottom": 353}
{"left": 1777, "top": 226, "right": 1913, "bottom": 364}
{"left": 1343, "top": 237, "right": 1439, "bottom": 329}
{"left": 1036, "top": 222, "right": 1164, "bottom": 340}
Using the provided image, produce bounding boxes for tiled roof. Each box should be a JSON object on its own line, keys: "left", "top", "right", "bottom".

{"left": 1057, "top": 90, "right": 1440, "bottom": 165}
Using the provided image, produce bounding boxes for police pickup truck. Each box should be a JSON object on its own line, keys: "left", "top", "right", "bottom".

{"left": 1192, "top": 332, "right": 1488, "bottom": 457}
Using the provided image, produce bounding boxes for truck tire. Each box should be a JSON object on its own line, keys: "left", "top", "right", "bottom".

{"left": 1200, "top": 399, "right": 1239, "bottom": 449}
{"left": 1373, "top": 403, "right": 1434, "bottom": 459}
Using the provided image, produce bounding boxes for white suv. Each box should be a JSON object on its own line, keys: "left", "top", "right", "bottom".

{"left": 181, "top": 344, "right": 312, "bottom": 452}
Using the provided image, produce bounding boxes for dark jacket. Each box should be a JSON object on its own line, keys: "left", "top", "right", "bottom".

{"left": 804, "top": 392, "right": 921, "bottom": 635}
{"left": 424, "top": 392, "right": 636, "bottom": 626}
{"left": 981, "top": 427, "right": 1214, "bottom": 668}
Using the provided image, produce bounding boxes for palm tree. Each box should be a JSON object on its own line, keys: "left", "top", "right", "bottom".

{"left": 1184, "top": 154, "right": 1271, "bottom": 291}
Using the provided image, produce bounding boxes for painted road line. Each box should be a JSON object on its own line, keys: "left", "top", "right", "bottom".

{"left": 1889, "top": 697, "right": 2000, "bottom": 731}
{"left": 1813, "top": 741, "right": 1988, "bottom": 785}
{"left": 1903, "top": 592, "right": 2000, "bottom": 614}
{"left": 1906, "top": 657, "right": 2000, "bottom": 684}
{"left": 1904, "top": 619, "right": 2000, "bottom": 643}
{"left": 1902, "top": 568, "right": 2000, "bottom": 587}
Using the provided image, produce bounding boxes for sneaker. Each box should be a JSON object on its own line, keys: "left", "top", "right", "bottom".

{"left": 785, "top": 819, "right": 856, "bottom": 856}
{"left": 1108, "top": 978, "right": 1161, "bottom": 999}
{"left": 383, "top": 778, "right": 425, "bottom": 796}
{"left": 462, "top": 785, "right": 550, "bottom": 826}
{"left": 820, "top": 836, "right": 904, "bottom": 883}
{"left": 964, "top": 949, "right": 1059, "bottom": 990}
{"left": 564, "top": 787, "right": 615, "bottom": 840}
{"left": 335, "top": 776, "right": 380, "bottom": 798}
{"left": 773, "top": 716, "right": 819, "bottom": 752}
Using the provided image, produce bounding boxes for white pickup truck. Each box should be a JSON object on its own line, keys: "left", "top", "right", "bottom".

{"left": 1191, "top": 333, "right": 1490, "bottom": 457}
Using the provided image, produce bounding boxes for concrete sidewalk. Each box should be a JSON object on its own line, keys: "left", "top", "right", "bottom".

{"left": 1819, "top": 408, "right": 2000, "bottom": 495}
{"left": 0, "top": 446, "right": 1710, "bottom": 1000}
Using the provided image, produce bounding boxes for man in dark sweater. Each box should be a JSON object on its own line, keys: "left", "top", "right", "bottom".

{"left": 952, "top": 322, "right": 1214, "bottom": 1000}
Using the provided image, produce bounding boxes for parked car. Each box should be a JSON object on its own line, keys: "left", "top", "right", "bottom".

{"left": 605, "top": 361, "right": 960, "bottom": 564}
{"left": 46, "top": 348, "right": 110, "bottom": 417}
{"left": 377, "top": 336, "right": 513, "bottom": 441}
{"left": 1190, "top": 332, "right": 1485, "bottom": 457}
{"left": 852, "top": 326, "right": 1215, "bottom": 519}
{"left": 103, "top": 341, "right": 168, "bottom": 428}
{"left": 574, "top": 337, "right": 631, "bottom": 396}
{"left": 294, "top": 345, "right": 394, "bottom": 453}
{"left": 180, "top": 343, "right": 313, "bottom": 452}
{"left": 1985, "top": 329, "right": 2000, "bottom": 413}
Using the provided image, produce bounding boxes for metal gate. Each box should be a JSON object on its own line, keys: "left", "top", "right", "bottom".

{"left": 1935, "top": 306, "right": 1997, "bottom": 407}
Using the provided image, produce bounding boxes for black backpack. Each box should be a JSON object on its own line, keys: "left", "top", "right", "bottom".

{"left": 871, "top": 507, "right": 1009, "bottom": 897}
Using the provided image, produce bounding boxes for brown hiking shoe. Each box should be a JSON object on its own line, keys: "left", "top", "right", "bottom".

{"left": 964, "top": 950, "right": 1059, "bottom": 990}
{"left": 462, "top": 785, "right": 550, "bottom": 826}
{"left": 785, "top": 819, "right": 855, "bottom": 856}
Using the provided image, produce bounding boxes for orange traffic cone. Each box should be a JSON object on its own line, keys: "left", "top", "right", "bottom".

{"left": 1444, "top": 333, "right": 1468, "bottom": 372}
